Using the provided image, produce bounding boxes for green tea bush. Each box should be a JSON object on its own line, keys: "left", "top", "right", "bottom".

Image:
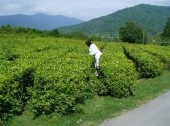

{"left": 0, "top": 56, "right": 35, "bottom": 121}
{"left": 31, "top": 56, "right": 96, "bottom": 115}
{"left": 0, "top": 75, "right": 21, "bottom": 121}
{"left": 0, "top": 67, "right": 35, "bottom": 121}
{"left": 100, "top": 43, "right": 138, "bottom": 97}
{"left": 138, "top": 44, "right": 170, "bottom": 70}
{"left": 0, "top": 75, "right": 23, "bottom": 121}
{"left": 123, "top": 44, "right": 165, "bottom": 78}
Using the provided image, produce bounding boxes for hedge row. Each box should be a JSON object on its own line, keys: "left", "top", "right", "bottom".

{"left": 31, "top": 51, "right": 96, "bottom": 115}
{"left": 137, "top": 44, "right": 170, "bottom": 70}
{"left": 99, "top": 43, "right": 138, "bottom": 97}
{"left": 0, "top": 65, "right": 35, "bottom": 121}
{"left": 0, "top": 37, "right": 39, "bottom": 121}
{"left": 123, "top": 44, "right": 166, "bottom": 78}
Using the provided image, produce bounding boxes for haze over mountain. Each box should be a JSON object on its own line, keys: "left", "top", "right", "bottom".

{"left": 0, "top": 14, "right": 83, "bottom": 30}
{"left": 58, "top": 4, "right": 170, "bottom": 37}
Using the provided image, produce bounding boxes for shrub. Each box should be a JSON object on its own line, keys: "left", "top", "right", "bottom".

{"left": 123, "top": 44, "right": 165, "bottom": 78}
{"left": 100, "top": 43, "right": 138, "bottom": 97}
{"left": 138, "top": 44, "right": 170, "bottom": 70}
{"left": 31, "top": 54, "right": 96, "bottom": 116}
{"left": 0, "top": 67, "right": 35, "bottom": 121}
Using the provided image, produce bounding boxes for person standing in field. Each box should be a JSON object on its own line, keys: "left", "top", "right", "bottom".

{"left": 85, "top": 39, "right": 102, "bottom": 76}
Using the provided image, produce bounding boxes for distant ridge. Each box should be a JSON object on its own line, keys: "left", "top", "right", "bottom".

{"left": 0, "top": 14, "right": 83, "bottom": 30}
{"left": 58, "top": 4, "right": 170, "bottom": 36}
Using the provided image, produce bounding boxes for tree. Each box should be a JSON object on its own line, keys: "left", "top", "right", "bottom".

{"left": 69, "top": 31, "right": 88, "bottom": 40}
{"left": 119, "top": 22, "right": 147, "bottom": 44}
{"left": 0, "top": 24, "right": 14, "bottom": 33}
{"left": 161, "top": 17, "right": 170, "bottom": 40}
{"left": 48, "top": 29, "right": 61, "bottom": 37}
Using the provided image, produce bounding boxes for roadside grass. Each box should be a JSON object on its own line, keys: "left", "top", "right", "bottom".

{"left": 5, "top": 71, "right": 170, "bottom": 126}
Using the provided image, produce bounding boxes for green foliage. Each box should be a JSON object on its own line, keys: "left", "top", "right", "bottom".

{"left": 137, "top": 44, "right": 170, "bottom": 70}
{"left": 119, "top": 22, "right": 147, "bottom": 44}
{"left": 161, "top": 17, "right": 170, "bottom": 40}
{"left": 0, "top": 67, "right": 35, "bottom": 121}
{"left": 0, "top": 25, "right": 14, "bottom": 33}
{"left": 0, "top": 25, "right": 44, "bottom": 35}
{"left": 5, "top": 71, "right": 170, "bottom": 126}
{"left": 48, "top": 29, "right": 61, "bottom": 37}
{"left": 0, "top": 35, "right": 170, "bottom": 124}
{"left": 31, "top": 62, "right": 96, "bottom": 115}
{"left": 0, "top": 25, "right": 101, "bottom": 40}
{"left": 58, "top": 4, "right": 170, "bottom": 37}
{"left": 6, "top": 53, "right": 20, "bottom": 61}
{"left": 123, "top": 44, "right": 166, "bottom": 78}
{"left": 100, "top": 43, "right": 138, "bottom": 97}
{"left": 66, "top": 31, "right": 88, "bottom": 40}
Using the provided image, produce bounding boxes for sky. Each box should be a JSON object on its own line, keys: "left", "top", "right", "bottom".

{"left": 0, "top": 0, "right": 170, "bottom": 21}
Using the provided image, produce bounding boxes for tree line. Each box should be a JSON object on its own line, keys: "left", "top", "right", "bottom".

{"left": 0, "top": 17, "right": 170, "bottom": 44}
{"left": 119, "top": 17, "right": 170, "bottom": 44}
{"left": 0, "top": 25, "right": 101, "bottom": 41}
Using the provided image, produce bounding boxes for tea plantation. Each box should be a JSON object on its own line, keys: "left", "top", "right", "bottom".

{"left": 0, "top": 35, "right": 170, "bottom": 124}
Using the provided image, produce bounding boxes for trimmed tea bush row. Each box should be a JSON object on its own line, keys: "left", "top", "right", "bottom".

{"left": 31, "top": 51, "right": 96, "bottom": 115}
{"left": 123, "top": 44, "right": 165, "bottom": 78}
{"left": 137, "top": 44, "right": 170, "bottom": 70}
{"left": 100, "top": 43, "right": 138, "bottom": 97}
{"left": 0, "top": 38, "right": 39, "bottom": 121}
{"left": 0, "top": 66, "right": 35, "bottom": 121}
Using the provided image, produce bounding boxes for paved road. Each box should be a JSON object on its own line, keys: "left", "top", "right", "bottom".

{"left": 100, "top": 91, "right": 170, "bottom": 126}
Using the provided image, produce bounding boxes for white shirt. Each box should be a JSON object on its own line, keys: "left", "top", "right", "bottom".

{"left": 89, "top": 43, "right": 102, "bottom": 56}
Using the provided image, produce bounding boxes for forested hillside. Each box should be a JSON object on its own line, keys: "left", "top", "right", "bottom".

{"left": 59, "top": 4, "right": 170, "bottom": 37}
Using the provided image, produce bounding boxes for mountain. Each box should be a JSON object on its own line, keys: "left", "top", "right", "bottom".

{"left": 58, "top": 4, "right": 170, "bottom": 37}
{"left": 0, "top": 14, "right": 83, "bottom": 30}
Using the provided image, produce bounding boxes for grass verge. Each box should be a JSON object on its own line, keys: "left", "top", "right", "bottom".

{"left": 5, "top": 71, "right": 170, "bottom": 126}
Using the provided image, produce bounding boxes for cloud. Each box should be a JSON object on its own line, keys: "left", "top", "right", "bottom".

{"left": 0, "top": 0, "right": 170, "bottom": 20}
